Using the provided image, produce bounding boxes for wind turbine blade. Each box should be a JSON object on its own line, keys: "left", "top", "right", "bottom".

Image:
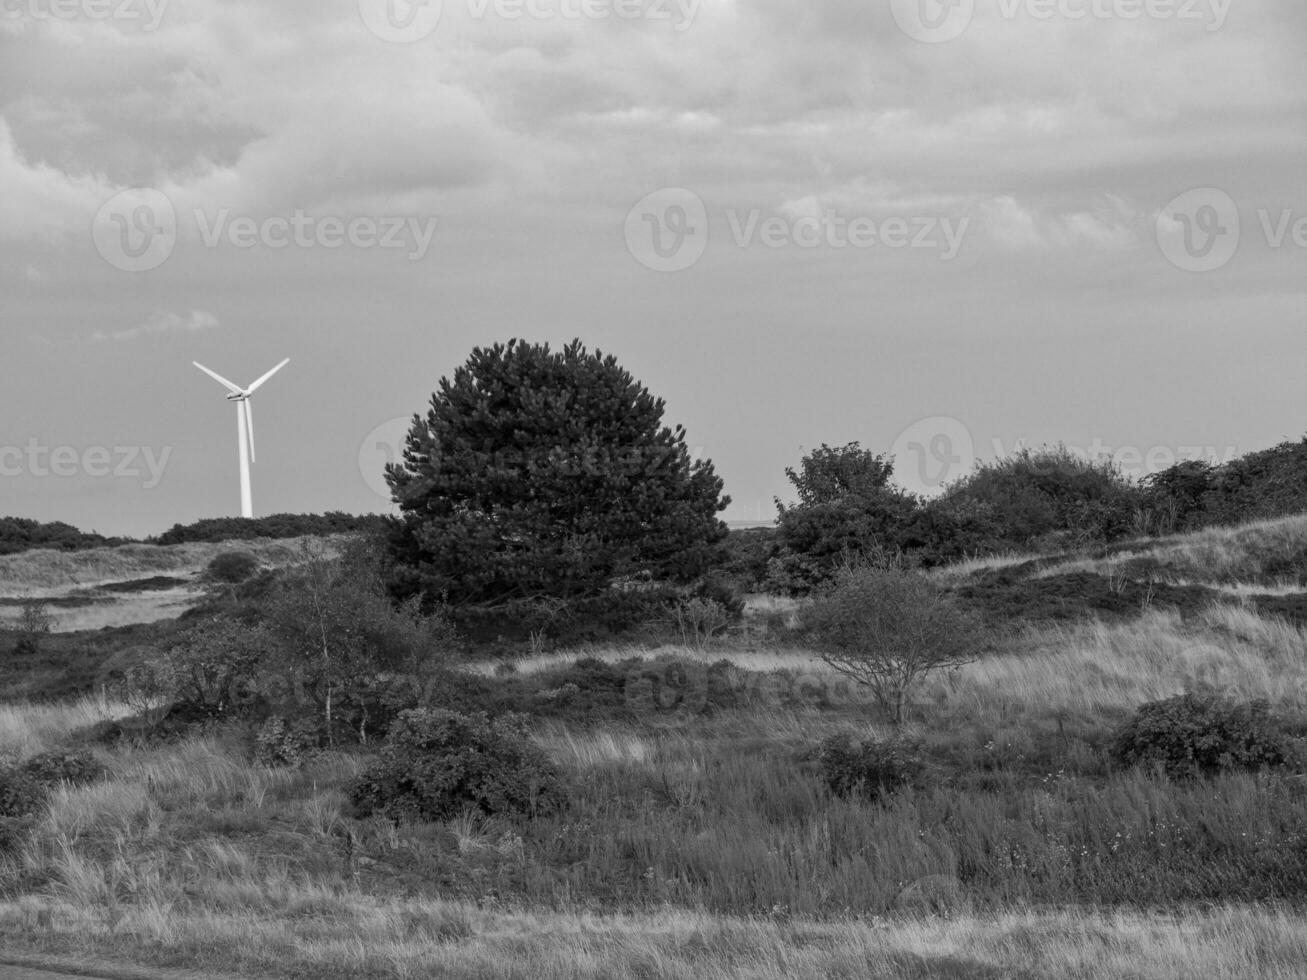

{"left": 244, "top": 399, "right": 256, "bottom": 464}
{"left": 193, "top": 361, "right": 244, "bottom": 395}
{"left": 245, "top": 357, "right": 290, "bottom": 394}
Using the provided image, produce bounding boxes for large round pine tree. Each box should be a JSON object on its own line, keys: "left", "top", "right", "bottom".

{"left": 385, "top": 340, "right": 729, "bottom": 603}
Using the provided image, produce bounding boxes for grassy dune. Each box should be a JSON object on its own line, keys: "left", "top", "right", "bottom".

{"left": 949, "top": 513, "right": 1307, "bottom": 589}
{"left": 0, "top": 535, "right": 344, "bottom": 595}
{"left": 3, "top": 518, "right": 1307, "bottom": 976}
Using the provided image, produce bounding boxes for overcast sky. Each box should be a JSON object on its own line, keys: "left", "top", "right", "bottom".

{"left": 1, "top": 0, "right": 1305, "bottom": 537}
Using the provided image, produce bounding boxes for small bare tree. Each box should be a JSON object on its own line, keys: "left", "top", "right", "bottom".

{"left": 670, "top": 596, "right": 731, "bottom": 651}
{"left": 802, "top": 565, "right": 981, "bottom": 724}
{"left": 7, "top": 599, "right": 56, "bottom": 655}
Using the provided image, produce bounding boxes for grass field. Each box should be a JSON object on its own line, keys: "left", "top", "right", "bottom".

{"left": 2, "top": 519, "right": 1307, "bottom": 977}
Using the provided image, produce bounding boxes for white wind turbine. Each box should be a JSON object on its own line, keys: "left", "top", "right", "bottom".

{"left": 193, "top": 358, "right": 290, "bottom": 519}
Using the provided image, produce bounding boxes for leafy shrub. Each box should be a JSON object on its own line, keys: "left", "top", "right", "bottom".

{"left": 254, "top": 716, "right": 321, "bottom": 768}
{"left": 935, "top": 445, "right": 1141, "bottom": 550}
{"left": 163, "top": 619, "right": 267, "bottom": 719}
{"left": 349, "top": 708, "right": 565, "bottom": 822}
{"left": 1112, "top": 691, "right": 1298, "bottom": 778}
{"left": 716, "top": 526, "right": 780, "bottom": 593}
{"left": 0, "top": 770, "right": 43, "bottom": 820}
{"left": 693, "top": 574, "right": 745, "bottom": 618}
{"left": 206, "top": 551, "right": 260, "bottom": 584}
{"left": 803, "top": 564, "right": 982, "bottom": 724}
{"left": 259, "top": 540, "right": 457, "bottom": 745}
{"left": 0, "top": 750, "right": 107, "bottom": 820}
{"left": 1199, "top": 438, "right": 1307, "bottom": 528}
{"left": 773, "top": 492, "right": 918, "bottom": 594}
{"left": 19, "top": 750, "right": 107, "bottom": 787}
{"left": 818, "top": 733, "right": 924, "bottom": 801}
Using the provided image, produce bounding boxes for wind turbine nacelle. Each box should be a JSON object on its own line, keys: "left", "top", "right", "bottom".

{"left": 226, "top": 393, "right": 248, "bottom": 401}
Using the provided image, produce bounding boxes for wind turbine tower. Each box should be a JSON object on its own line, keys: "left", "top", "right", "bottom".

{"left": 193, "top": 358, "right": 290, "bottom": 518}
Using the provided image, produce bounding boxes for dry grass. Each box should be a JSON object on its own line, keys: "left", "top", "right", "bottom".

{"left": 467, "top": 643, "right": 822, "bottom": 677}
{"left": 932, "top": 603, "right": 1307, "bottom": 718}
{"left": 14, "top": 589, "right": 204, "bottom": 635}
{"left": 1021, "top": 514, "right": 1307, "bottom": 587}
{"left": 3, "top": 896, "right": 1307, "bottom": 979}
{"left": 924, "top": 513, "right": 1307, "bottom": 590}
{"left": 0, "top": 696, "right": 130, "bottom": 760}
{"left": 0, "top": 535, "right": 345, "bottom": 596}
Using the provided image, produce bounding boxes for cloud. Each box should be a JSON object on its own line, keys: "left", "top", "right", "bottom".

{"left": 982, "top": 195, "right": 1137, "bottom": 251}
{"left": 93, "top": 309, "right": 220, "bottom": 342}
{"left": 0, "top": 117, "right": 114, "bottom": 242}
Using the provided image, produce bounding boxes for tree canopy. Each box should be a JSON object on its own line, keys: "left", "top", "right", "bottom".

{"left": 385, "top": 339, "right": 729, "bottom": 603}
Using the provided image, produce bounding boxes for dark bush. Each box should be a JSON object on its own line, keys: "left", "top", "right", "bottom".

{"left": 349, "top": 708, "right": 565, "bottom": 822}
{"left": 0, "top": 516, "right": 128, "bottom": 555}
{"left": 152, "top": 512, "right": 386, "bottom": 546}
{"left": 1112, "top": 691, "right": 1299, "bottom": 778}
{"left": 0, "top": 770, "right": 44, "bottom": 820}
{"left": 450, "top": 588, "right": 678, "bottom": 653}
{"left": 693, "top": 573, "right": 745, "bottom": 619}
{"left": 206, "top": 551, "right": 260, "bottom": 584}
{"left": 0, "top": 750, "right": 108, "bottom": 821}
{"left": 19, "top": 749, "right": 107, "bottom": 787}
{"left": 716, "top": 526, "right": 780, "bottom": 593}
{"left": 934, "top": 445, "right": 1142, "bottom": 551}
{"left": 818, "top": 732, "right": 924, "bottom": 801}
{"left": 254, "top": 716, "right": 321, "bottom": 768}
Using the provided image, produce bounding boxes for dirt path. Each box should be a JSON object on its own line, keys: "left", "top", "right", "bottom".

{"left": 0, "top": 957, "right": 254, "bottom": 980}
